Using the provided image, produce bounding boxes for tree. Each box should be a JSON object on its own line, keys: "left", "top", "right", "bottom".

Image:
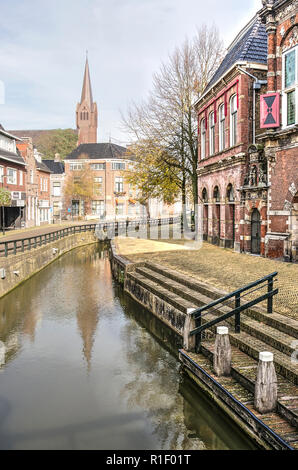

{"left": 35, "top": 129, "right": 78, "bottom": 160}
{"left": 0, "top": 188, "right": 11, "bottom": 207}
{"left": 122, "top": 24, "right": 224, "bottom": 208}
{"left": 63, "top": 165, "right": 95, "bottom": 217}
{"left": 125, "top": 140, "right": 181, "bottom": 217}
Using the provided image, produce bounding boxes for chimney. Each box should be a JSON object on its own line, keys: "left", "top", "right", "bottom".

{"left": 54, "top": 153, "right": 61, "bottom": 162}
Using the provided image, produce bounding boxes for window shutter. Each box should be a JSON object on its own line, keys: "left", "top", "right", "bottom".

{"left": 260, "top": 93, "right": 280, "bottom": 128}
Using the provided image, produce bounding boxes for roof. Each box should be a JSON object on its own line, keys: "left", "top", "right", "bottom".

{"left": 0, "top": 149, "right": 26, "bottom": 166}
{"left": 35, "top": 159, "right": 52, "bottom": 173}
{"left": 0, "top": 127, "right": 23, "bottom": 142}
{"left": 42, "top": 160, "right": 65, "bottom": 174}
{"left": 65, "top": 143, "right": 129, "bottom": 160}
{"left": 204, "top": 15, "right": 267, "bottom": 94}
{"left": 80, "top": 58, "right": 94, "bottom": 105}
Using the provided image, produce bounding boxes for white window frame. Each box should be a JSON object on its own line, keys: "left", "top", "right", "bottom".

{"left": 282, "top": 45, "right": 298, "bottom": 128}
{"left": 230, "top": 94, "right": 237, "bottom": 147}
{"left": 53, "top": 181, "right": 61, "bottom": 196}
{"left": 115, "top": 176, "right": 124, "bottom": 192}
{"left": 19, "top": 170, "right": 23, "bottom": 186}
{"left": 209, "top": 112, "right": 215, "bottom": 156}
{"left": 112, "top": 162, "right": 125, "bottom": 170}
{"left": 219, "top": 104, "right": 225, "bottom": 151}
{"left": 30, "top": 169, "right": 34, "bottom": 184}
{"left": 7, "top": 167, "right": 17, "bottom": 185}
{"left": 201, "top": 118, "right": 206, "bottom": 159}
{"left": 90, "top": 163, "right": 105, "bottom": 170}
{"left": 70, "top": 163, "right": 83, "bottom": 171}
{"left": 0, "top": 166, "right": 4, "bottom": 183}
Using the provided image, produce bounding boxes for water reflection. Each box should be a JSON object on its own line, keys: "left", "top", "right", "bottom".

{"left": 0, "top": 244, "right": 255, "bottom": 450}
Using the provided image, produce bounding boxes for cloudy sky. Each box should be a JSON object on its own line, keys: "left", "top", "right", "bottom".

{"left": 0, "top": 0, "right": 261, "bottom": 144}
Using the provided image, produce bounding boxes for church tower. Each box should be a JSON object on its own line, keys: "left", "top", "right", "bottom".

{"left": 76, "top": 56, "right": 98, "bottom": 145}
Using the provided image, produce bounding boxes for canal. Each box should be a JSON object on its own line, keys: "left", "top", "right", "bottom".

{"left": 0, "top": 243, "right": 256, "bottom": 450}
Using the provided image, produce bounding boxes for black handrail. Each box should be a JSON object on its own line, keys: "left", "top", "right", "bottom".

{"left": 0, "top": 216, "right": 181, "bottom": 257}
{"left": 189, "top": 272, "right": 278, "bottom": 352}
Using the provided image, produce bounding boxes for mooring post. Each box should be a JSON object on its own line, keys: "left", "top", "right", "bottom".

{"left": 183, "top": 309, "right": 196, "bottom": 352}
{"left": 254, "top": 351, "right": 277, "bottom": 414}
{"left": 214, "top": 326, "right": 231, "bottom": 376}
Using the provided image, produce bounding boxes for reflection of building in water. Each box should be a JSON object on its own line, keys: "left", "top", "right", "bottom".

{"left": 22, "top": 309, "right": 43, "bottom": 341}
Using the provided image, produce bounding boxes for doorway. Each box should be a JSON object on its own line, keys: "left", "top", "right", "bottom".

{"left": 251, "top": 209, "right": 261, "bottom": 254}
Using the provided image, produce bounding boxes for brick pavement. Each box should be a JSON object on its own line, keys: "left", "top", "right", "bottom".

{"left": 116, "top": 238, "right": 298, "bottom": 320}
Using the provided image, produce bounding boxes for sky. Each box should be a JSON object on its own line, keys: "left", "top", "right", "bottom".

{"left": 0, "top": 0, "right": 261, "bottom": 145}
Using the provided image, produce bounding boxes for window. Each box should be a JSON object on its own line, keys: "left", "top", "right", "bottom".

{"left": 53, "top": 182, "right": 61, "bottom": 196}
{"left": 219, "top": 104, "right": 225, "bottom": 151}
{"left": 94, "top": 177, "right": 103, "bottom": 195}
{"left": 53, "top": 202, "right": 60, "bottom": 215}
{"left": 283, "top": 46, "right": 297, "bottom": 126}
{"left": 7, "top": 168, "right": 17, "bottom": 185}
{"left": 115, "top": 177, "right": 124, "bottom": 192}
{"left": 112, "top": 162, "right": 125, "bottom": 170}
{"left": 201, "top": 118, "right": 206, "bottom": 159}
{"left": 0, "top": 166, "right": 4, "bottom": 183}
{"left": 90, "top": 163, "right": 105, "bottom": 170}
{"left": 209, "top": 112, "right": 215, "bottom": 155}
{"left": 30, "top": 170, "right": 34, "bottom": 184}
{"left": 213, "top": 186, "right": 220, "bottom": 202}
{"left": 43, "top": 178, "right": 48, "bottom": 192}
{"left": 230, "top": 94, "right": 237, "bottom": 146}
{"left": 92, "top": 200, "right": 105, "bottom": 216}
{"left": 19, "top": 170, "right": 23, "bottom": 186}
{"left": 70, "top": 163, "right": 83, "bottom": 171}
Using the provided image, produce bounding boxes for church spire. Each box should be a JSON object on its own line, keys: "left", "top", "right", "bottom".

{"left": 76, "top": 54, "right": 98, "bottom": 145}
{"left": 80, "top": 54, "right": 93, "bottom": 106}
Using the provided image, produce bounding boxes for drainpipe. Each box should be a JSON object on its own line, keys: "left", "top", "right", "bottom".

{"left": 237, "top": 66, "right": 267, "bottom": 145}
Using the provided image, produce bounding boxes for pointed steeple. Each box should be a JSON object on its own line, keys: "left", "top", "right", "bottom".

{"left": 80, "top": 53, "right": 93, "bottom": 105}
{"left": 76, "top": 54, "right": 98, "bottom": 145}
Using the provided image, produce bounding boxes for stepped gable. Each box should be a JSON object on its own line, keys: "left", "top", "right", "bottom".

{"left": 65, "top": 142, "right": 128, "bottom": 160}
{"left": 204, "top": 15, "right": 267, "bottom": 93}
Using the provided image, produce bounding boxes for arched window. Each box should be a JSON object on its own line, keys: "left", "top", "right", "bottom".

{"left": 230, "top": 94, "right": 237, "bottom": 146}
{"left": 227, "top": 184, "right": 234, "bottom": 202}
{"left": 201, "top": 118, "right": 206, "bottom": 159}
{"left": 209, "top": 112, "right": 215, "bottom": 155}
{"left": 213, "top": 186, "right": 220, "bottom": 202}
{"left": 202, "top": 188, "right": 208, "bottom": 203}
{"left": 219, "top": 103, "right": 225, "bottom": 151}
{"left": 80, "top": 112, "right": 83, "bottom": 120}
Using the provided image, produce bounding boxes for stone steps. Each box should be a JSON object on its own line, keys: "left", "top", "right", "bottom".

{"left": 145, "top": 262, "right": 298, "bottom": 339}
{"left": 131, "top": 263, "right": 298, "bottom": 385}
{"left": 135, "top": 265, "right": 298, "bottom": 357}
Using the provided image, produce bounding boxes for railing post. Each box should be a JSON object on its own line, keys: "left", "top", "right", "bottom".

{"left": 5, "top": 243, "right": 8, "bottom": 257}
{"left": 22, "top": 240, "right": 25, "bottom": 252}
{"left": 267, "top": 276, "right": 273, "bottom": 313}
{"left": 235, "top": 293, "right": 241, "bottom": 333}
{"left": 14, "top": 241, "right": 17, "bottom": 255}
{"left": 195, "top": 314, "right": 202, "bottom": 353}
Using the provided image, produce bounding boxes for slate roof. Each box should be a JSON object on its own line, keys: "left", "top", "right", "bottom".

{"left": 0, "top": 148, "right": 26, "bottom": 166}
{"left": 35, "top": 159, "right": 52, "bottom": 173}
{"left": 65, "top": 143, "right": 128, "bottom": 160}
{"left": 43, "top": 160, "right": 65, "bottom": 174}
{"left": 204, "top": 15, "right": 267, "bottom": 93}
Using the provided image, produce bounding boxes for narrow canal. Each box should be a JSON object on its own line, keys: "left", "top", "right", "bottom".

{"left": 0, "top": 243, "right": 256, "bottom": 450}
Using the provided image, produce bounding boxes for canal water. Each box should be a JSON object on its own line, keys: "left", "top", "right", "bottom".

{"left": 0, "top": 244, "right": 256, "bottom": 450}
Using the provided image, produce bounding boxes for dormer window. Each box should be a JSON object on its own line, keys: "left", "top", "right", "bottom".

{"left": 282, "top": 46, "right": 297, "bottom": 126}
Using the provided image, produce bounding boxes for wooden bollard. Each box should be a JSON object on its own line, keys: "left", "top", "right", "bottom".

{"left": 254, "top": 352, "right": 277, "bottom": 414}
{"left": 183, "top": 309, "right": 196, "bottom": 352}
{"left": 214, "top": 326, "right": 231, "bottom": 376}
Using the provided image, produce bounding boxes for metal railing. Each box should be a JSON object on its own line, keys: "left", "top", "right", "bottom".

{"left": 0, "top": 216, "right": 181, "bottom": 257}
{"left": 189, "top": 272, "right": 278, "bottom": 352}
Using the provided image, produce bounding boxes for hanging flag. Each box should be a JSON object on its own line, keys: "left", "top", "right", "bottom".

{"left": 260, "top": 93, "right": 280, "bottom": 128}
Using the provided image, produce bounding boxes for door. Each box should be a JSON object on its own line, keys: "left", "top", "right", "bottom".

{"left": 251, "top": 209, "right": 261, "bottom": 254}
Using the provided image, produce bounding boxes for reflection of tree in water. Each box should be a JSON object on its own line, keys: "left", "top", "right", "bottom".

{"left": 118, "top": 316, "right": 205, "bottom": 450}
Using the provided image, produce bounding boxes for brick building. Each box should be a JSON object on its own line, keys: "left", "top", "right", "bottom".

{"left": 195, "top": 13, "right": 269, "bottom": 254}
{"left": 257, "top": 0, "right": 298, "bottom": 261}
{"left": 43, "top": 154, "right": 65, "bottom": 222}
{"left": 35, "top": 150, "right": 51, "bottom": 225}
{"left": 16, "top": 137, "right": 39, "bottom": 227}
{"left": 0, "top": 127, "right": 26, "bottom": 229}
{"left": 64, "top": 143, "right": 139, "bottom": 220}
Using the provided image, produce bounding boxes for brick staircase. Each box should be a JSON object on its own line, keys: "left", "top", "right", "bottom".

{"left": 126, "top": 261, "right": 298, "bottom": 438}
